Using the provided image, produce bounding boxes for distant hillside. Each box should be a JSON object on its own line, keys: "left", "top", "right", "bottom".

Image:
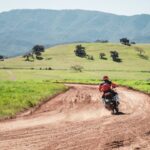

{"left": 0, "top": 43, "right": 150, "bottom": 79}
{"left": 0, "top": 9, "right": 150, "bottom": 56}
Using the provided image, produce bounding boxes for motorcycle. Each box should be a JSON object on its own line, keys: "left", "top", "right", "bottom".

{"left": 103, "top": 92, "right": 119, "bottom": 114}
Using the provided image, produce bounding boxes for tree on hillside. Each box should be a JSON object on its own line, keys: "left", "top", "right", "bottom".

{"left": 131, "top": 41, "right": 136, "bottom": 45}
{"left": 99, "top": 53, "right": 106, "bottom": 59}
{"left": 74, "top": 45, "right": 86, "bottom": 57}
{"left": 134, "top": 47, "right": 145, "bottom": 56}
{"left": 95, "top": 40, "right": 109, "bottom": 43}
{"left": 23, "top": 45, "right": 45, "bottom": 61}
{"left": 23, "top": 52, "right": 34, "bottom": 61}
{"left": 71, "top": 65, "right": 84, "bottom": 72}
{"left": 134, "top": 46, "right": 149, "bottom": 60}
{"left": 120, "top": 38, "right": 130, "bottom": 46}
{"left": 110, "top": 51, "right": 118, "bottom": 60}
{"left": 0, "top": 55, "right": 4, "bottom": 61}
{"left": 86, "top": 55, "right": 94, "bottom": 60}
{"left": 110, "top": 51, "right": 122, "bottom": 62}
{"left": 32, "top": 45, "right": 45, "bottom": 60}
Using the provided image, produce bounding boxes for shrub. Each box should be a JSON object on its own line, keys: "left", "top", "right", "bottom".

{"left": 86, "top": 55, "right": 94, "bottom": 60}
{"left": 131, "top": 42, "right": 136, "bottom": 44}
{"left": 134, "top": 47, "right": 149, "bottom": 60}
{"left": 23, "top": 52, "right": 34, "bottom": 61}
{"left": 32, "top": 45, "right": 45, "bottom": 60}
{"left": 46, "top": 57, "right": 52, "bottom": 60}
{"left": 71, "top": 65, "right": 84, "bottom": 72}
{"left": 74, "top": 45, "right": 86, "bottom": 57}
{"left": 95, "top": 40, "right": 109, "bottom": 43}
{"left": 99, "top": 53, "right": 106, "bottom": 59}
{"left": 134, "top": 47, "right": 145, "bottom": 56}
{"left": 110, "top": 51, "right": 118, "bottom": 60}
{"left": 120, "top": 38, "right": 130, "bottom": 46}
{"left": 48, "top": 67, "right": 52, "bottom": 70}
{"left": 110, "top": 51, "right": 122, "bottom": 62}
{"left": 0, "top": 55, "right": 4, "bottom": 61}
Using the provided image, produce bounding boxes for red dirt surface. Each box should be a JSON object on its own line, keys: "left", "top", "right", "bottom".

{"left": 0, "top": 84, "right": 150, "bottom": 150}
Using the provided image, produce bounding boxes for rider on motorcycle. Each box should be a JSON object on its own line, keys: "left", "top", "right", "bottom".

{"left": 99, "top": 76, "right": 119, "bottom": 104}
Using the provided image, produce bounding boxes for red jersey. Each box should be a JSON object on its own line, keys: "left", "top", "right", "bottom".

{"left": 99, "top": 80, "right": 117, "bottom": 92}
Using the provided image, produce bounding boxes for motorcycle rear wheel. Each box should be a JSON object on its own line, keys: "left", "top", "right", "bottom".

{"left": 111, "top": 107, "right": 119, "bottom": 115}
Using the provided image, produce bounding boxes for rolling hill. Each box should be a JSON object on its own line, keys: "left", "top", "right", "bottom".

{"left": 0, "top": 9, "right": 150, "bottom": 56}
{"left": 0, "top": 43, "right": 150, "bottom": 81}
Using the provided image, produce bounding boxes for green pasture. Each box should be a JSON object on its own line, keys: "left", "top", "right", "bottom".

{"left": 0, "top": 81, "right": 67, "bottom": 119}
{"left": 0, "top": 43, "right": 150, "bottom": 72}
{"left": 0, "top": 69, "right": 149, "bottom": 81}
{"left": 116, "top": 80, "right": 150, "bottom": 94}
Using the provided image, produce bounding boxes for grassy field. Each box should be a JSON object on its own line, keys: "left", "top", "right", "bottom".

{"left": 0, "top": 43, "right": 149, "bottom": 118}
{"left": 0, "top": 43, "right": 150, "bottom": 71}
{"left": 0, "top": 43, "right": 149, "bottom": 80}
{"left": 0, "top": 69, "right": 149, "bottom": 81}
{"left": 116, "top": 80, "right": 150, "bottom": 94}
{"left": 0, "top": 81, "right": 67, "bottom": 119}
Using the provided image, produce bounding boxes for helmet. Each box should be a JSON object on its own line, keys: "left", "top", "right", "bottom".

{"left": 103, "top": 76, "right": 109, "bottom": 80}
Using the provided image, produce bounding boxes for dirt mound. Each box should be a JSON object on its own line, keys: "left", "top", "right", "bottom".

{"left": 0, "top": 84, "right": 150, "bottom": 150}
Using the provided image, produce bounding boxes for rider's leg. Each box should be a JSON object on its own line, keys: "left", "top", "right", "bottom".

{"left": 101, "top": 95, "right": 105, "bottom": 104}
{"left": 115, "top": 94, "right": 120, "bottom": 104}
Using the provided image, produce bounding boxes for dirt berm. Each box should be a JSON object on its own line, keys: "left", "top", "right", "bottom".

{"left": 0, "top": 84, "right": 150, "bottom": 150}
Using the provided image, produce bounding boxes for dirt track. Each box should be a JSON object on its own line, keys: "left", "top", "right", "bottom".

{"left": 0, "top": 84, "right": 150, "bottom": 150}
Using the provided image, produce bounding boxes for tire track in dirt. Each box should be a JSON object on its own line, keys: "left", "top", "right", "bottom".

{"left": 0, "top": 84, "right": 150, "bottom": 150}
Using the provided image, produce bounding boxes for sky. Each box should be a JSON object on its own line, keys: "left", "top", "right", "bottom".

{"left": 0, "top": 0, "right": 150, "bottom": 16}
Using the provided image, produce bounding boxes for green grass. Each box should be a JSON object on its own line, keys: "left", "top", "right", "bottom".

{"left": 0, "top": 43, "right": 150, "bottom": 71}
{"left": 0, "top": 43, "right": 149, "bottom": 82}
{"left": 0, "top": 81, "right": 67, "bottom": 119}
{"left": 0, "top": 69, "right": 149, "bottom": 82}
{"left": 116, "top": 80, "right": 150, "bottom": 94}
